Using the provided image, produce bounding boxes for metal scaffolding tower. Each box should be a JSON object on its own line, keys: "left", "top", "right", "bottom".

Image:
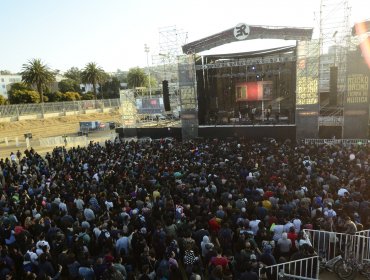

{"left": 152, "top": 26, "right": 188, "bottom": 83}
{"left": 319, "top": 0, "right": 351, "bottom": 112}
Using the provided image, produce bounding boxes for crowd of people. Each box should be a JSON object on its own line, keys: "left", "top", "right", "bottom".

{"left": 0, "top": 136, "right": 369, "bottom": 280}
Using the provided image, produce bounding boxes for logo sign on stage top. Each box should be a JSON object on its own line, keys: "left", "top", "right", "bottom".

{"left": 234, "top": 23, "right": 250, "bottom": 40}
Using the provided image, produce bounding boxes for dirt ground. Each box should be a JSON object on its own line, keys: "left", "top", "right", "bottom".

{"left": 0, "top": 111, "right": 121, "bottom": 159}
{"left": 0, "top": 111, "right": 181, "bottom": 159}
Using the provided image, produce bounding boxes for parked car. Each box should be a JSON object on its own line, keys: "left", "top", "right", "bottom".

{"left": 152, "top": 114, "right": 166, "bottom": 121}
{"left": 108, "top": 122, "right": 116, "bottom": 130}
{"left": 78, "top": 121, "right": 102, "bottom": 135}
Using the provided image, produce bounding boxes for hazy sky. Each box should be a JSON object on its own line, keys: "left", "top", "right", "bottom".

{"left": 0, "top": 0, "right": 368, "bottom": 73}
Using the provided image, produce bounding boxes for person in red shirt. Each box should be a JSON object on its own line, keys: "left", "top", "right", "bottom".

{"left": 287, "top": 226, "right": 298, "bottom": 252}
{"left": 209, "top": 247, "right": 229, "bottom": 269}
{"left": 208, "top": 216, "right": 221, "bottom": 235}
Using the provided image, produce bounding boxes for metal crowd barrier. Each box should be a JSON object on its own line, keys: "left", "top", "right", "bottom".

{"left": 303, "top": 139, "right": 369, "bottom": 146}
{"left": 258, "top": 256, "right": 320, "bottom": 280}
{"left": 39, "top": 136, "right": 88, "bottom": 147}
{"left": 356, "top": 229, "right": 370, "bottom": 238}
{"left": 303, "top": 229, "right": 370, "bottom": 263}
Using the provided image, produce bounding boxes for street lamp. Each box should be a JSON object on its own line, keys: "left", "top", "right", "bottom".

{"left": 144, "top": 44, "right": 152, "bottom": 98}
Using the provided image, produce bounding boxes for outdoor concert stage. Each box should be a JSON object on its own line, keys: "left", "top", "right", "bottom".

{"left": 195, "top": 46, "right": 297, "bottom": 126}
{"left": 177, "top": 23, "right": 315, "bottom": 140}
{"left": 178, "top": 22, "right": 370, "bottom": 140}
{"left": 119, "top": 23, "right": 370, "bottom": 141}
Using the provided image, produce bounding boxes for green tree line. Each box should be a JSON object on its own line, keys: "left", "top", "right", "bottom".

{"left": 0, "top": 59, "right": 157, "bottom": 105}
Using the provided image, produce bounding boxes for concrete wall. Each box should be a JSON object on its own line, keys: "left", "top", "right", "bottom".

{"left": 18, "top": 114, "right": 40, "bottom": 121}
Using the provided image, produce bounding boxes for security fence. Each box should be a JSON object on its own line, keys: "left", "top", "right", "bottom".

{"left": 0, "top": 99, "right": 121, "bottom": 118}
{"left": 258, "top": 256, "right": 320, "bottom": 280}
{"left": 304, "top": 229, "right": 370, "bottom": 264}
{"left": 39, "top": 136, "right": 88, "bottom": 148}
{"left": 303, "top": 139, "right": 369, "bottom": 146}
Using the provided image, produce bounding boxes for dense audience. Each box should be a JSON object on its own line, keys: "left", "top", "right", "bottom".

{"left": 0, "top": 137, "right": 369, "bottom": 280}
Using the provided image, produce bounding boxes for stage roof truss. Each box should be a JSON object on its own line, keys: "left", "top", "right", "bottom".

{"left": 182, "top": 24, "right": 313, "bottom": 54}
{"left": 196, "top": 50, "right": 296, "bottom": 70}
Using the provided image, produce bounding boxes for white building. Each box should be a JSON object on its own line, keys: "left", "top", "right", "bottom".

{"left": 0, "top": 74, "right": 65, "bottom": 98}
{"left": 80, "top": 83, "right": 97, "bottom": 94}
{"left": 0, "top": 74, "right": 22, "bottom": 97}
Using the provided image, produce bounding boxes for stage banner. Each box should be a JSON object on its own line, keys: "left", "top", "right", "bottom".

{"left": 295, "top": 40, "right": 320, "bottom": 139}
{"left": 136, "top": 98, "right": 163, "bottom": 114}
{"left": 343, "top": 47, "right": 370, "bottom": 138}
{"left": 178, "top": 55, "right": 198, "bottom": 140}
{"left": 235, "top": 81, "right": 273, "bottom": 101}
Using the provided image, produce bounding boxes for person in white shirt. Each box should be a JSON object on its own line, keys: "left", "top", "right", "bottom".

{"left": 284, "top": 220, "right": 294, "bottom": 233}
{"left": 59, "top": 199, "right": 68, "bottom": 213}
{"left": 10, "top": 153, "right": 17, "bottom": 163}
{"left": 74, "top": 195, "right": 85, "bottom": 211}
{"left": 324, "top": 203, "right": 336, "bottom": 218}
{"left": 84, "top": 206, "right": 95, "bottom": 222}
{"left": 116, "top": 232, "right": 130, "bottom": 256}
{"left": 36, "top": 239, "right": 50, "bottom": 255}
{"left": 338, "top": 188, "right": 349, "bottom": 197}
{"left": 272, "top": 223, "right": 284, "bottom": 242}
{"left": 93, "top": 172, "right": 100, "bottom": 182}
{"left": 249, "top": 215, "right": 261, "bottom": 235}
{"left": 293, "top": 217, "right": 302, "bottom": 233}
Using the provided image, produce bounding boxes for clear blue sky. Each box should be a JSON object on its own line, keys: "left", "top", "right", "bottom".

{"left": 0, "top": 0, "right": 368, "bottom": 73}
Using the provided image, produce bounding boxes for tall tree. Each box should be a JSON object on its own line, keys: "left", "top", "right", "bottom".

{"left": 21, "top": 59, "right": 55, "bottom": 103}
{"left": 59, "top": 79, "right": 81, "bottom": 93}
{"left": 101, "top": 76, "right": 121, "bottom": 98}
{"left": 81, "top": 62, "right": 105, "bottom": 99}
{"left": 127, "top": 67, "right": 147, "bottom": 88}
{"left": 64, "top": 67, "right": 82, "bottom": 83}
{"left": 7, "top": 83, "right": 40, "bottom": 104}
{"left": 64, "top": 91, "right": 81, "bottom": 101}
{"left": 115, "top": 69, "right": 128, "bottom": 83}
{"left": 0, "top": 95, "right": 7, "bottom": 105}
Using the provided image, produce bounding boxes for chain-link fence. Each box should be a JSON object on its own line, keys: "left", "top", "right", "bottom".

{"left": 0, "top": 99, "right": 121, "bottom": 118}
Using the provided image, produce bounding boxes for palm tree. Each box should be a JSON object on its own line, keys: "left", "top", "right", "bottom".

{"left": 127, "top": 67, "right": 147, "bottom": 89}
{"left": 21, "top": 59, "right": 55, "bottom": 103}
{"left": 81, "top": 62, "right": 105, "bottom": 99}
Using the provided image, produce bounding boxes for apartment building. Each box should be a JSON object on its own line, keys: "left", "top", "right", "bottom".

{"left": 0, "top": 74, "right": 22, "bottom": 97}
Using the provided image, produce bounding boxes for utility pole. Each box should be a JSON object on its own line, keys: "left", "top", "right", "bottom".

{"left": 144, "top": 44, "right": 152, "bottom": 98}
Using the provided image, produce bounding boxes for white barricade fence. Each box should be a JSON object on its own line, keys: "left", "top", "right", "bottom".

{"left": 258, "top": 256, "right": 319, "bottom": 280}
{"left": 303, "top": 139, "right": 369, "bottom": 146}
{"left": 303, "top": 229, "right": 370, "bottom": 263}
{"left": 356, "top": 229, "right": 370, "bottom": 238}
{"left": 39, "top": 136, "right": 64, "bottom": 147}
{"left": 40, "top": 136, "right": 88, "bottom": 148}
{"left": 65, "top": 136, "right": 88, "bottom": 147}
